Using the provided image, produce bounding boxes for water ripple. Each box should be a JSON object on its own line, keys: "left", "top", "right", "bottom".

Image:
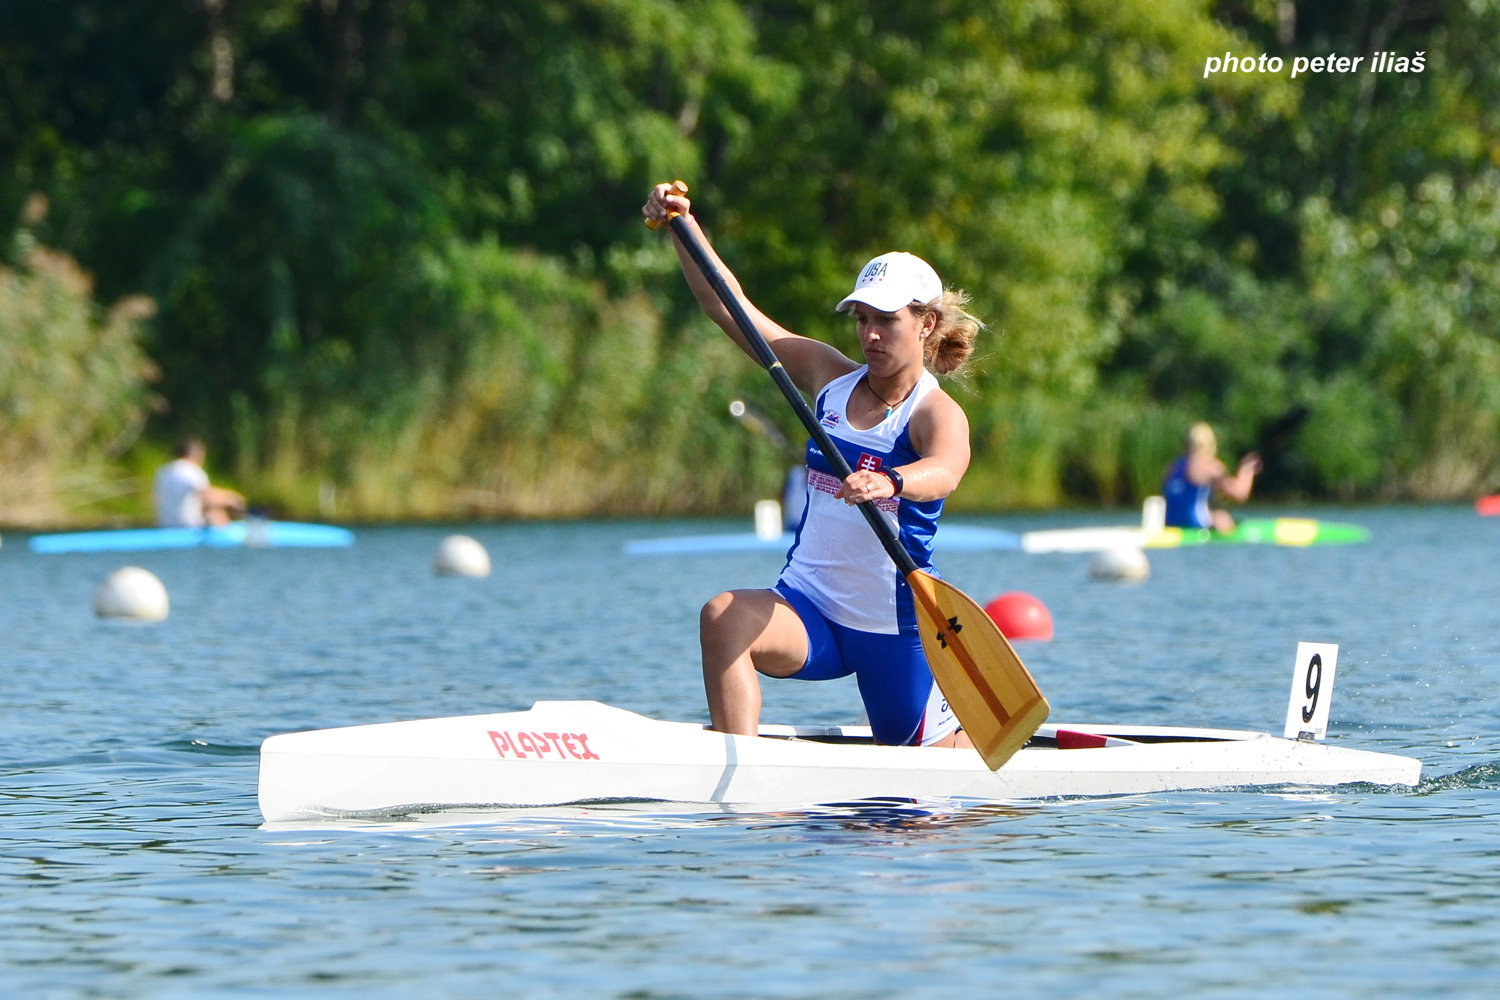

{"left": 1, "top": 512, "right": 1498, "bottom": 997}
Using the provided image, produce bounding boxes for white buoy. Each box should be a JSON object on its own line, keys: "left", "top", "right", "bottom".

{"left": 754, "top": 500, "right": 783, "bottom": 541}
{"left": 434, "top": 534, "right": 491, "bottom": 577}
{"left": 1089, "top": 546, "right": 1150, "bottom": 582}
{"left": 95, "top": 566, "right": 170, "bottom": 621}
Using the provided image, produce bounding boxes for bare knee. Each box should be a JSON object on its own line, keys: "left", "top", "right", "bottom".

{"left": 700, "top": 591, "right": 737, "bottom": 631}
{"left": 700, "top": 591, "right": 749, "bottom": 654}
{"left": 700, "top": 590, "right": 803, "bottom": 678}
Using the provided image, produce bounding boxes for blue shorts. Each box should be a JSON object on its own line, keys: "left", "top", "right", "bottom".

{"left": 773, "top": 583, "right": 958, "bottom": 747}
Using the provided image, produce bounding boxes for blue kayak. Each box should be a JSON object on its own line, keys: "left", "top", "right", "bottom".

{"left": 624, "top": 524, "right": 1020, "bottom": 556}
{"left": 29, "top": 520, "right": 354, "bottom": 554}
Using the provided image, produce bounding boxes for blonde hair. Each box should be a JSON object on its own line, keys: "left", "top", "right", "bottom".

{"left": 910, "top": 289, "right": 982, "bottom": 376}
{"left": 1186, "top": 422, "right": 1217, "bottom": 456}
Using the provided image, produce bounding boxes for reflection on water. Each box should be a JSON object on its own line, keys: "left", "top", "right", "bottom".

{"left": 2, "top": 508, "right": 1500, "bottom": 996}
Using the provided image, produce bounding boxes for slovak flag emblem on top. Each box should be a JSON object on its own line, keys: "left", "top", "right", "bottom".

{"left": 857, "top": 453, "right": 883, "bottom": 472}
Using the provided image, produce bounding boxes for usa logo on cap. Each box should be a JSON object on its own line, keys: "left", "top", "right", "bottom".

{"left": 836, "top": 251, "right": 943, "bottom": 314}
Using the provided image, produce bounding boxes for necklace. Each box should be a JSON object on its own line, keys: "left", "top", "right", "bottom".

{"left": 862, "top": 375, "right": 917, "bottom": 419}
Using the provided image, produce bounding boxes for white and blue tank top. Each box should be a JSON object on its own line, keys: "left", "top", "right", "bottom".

{"left": 777, "top": 366, "right": 943, "bottom": 635}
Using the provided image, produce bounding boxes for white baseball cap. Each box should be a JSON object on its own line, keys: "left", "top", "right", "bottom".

{"left": 835, "top": 251, "right": 943, "bottom": 314}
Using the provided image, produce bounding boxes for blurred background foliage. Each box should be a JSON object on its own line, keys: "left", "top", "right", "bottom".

{"left": 0, "top": 201, "right": 159, "bottom": 523}
{"left": 2, "top": 0, "right": 1498, "bottom": 523}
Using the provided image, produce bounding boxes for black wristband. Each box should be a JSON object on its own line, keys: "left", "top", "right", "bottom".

{"left": 879, "top": 467, "right": 904, "bottom": 496}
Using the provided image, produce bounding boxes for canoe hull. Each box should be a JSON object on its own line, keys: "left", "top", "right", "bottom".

{"left": 1022, "top": 517, "right": 1369, "bottom": 554}
{"left": 257, "top": 701, "right": 1421, "bottom": 823}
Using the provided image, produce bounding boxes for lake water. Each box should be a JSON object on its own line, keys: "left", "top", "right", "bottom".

{"left": 2, "top": 506, "right": 1497, "bottom": 997}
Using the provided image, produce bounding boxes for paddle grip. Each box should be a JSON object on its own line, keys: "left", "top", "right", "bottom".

{"left": 667, "top": 213, "right": 922, "bottom": 579}
{"left": 646, "top": 180, "right": 690, "bottom": 231}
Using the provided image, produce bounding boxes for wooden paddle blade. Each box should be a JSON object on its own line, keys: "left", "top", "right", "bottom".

{"left": 907, "top": 570, "right": 1050, "bottom": 770}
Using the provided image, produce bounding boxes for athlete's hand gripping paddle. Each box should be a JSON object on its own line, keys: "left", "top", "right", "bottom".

{"left": 648, "top": 181, "right": 1049, "bottom": 769}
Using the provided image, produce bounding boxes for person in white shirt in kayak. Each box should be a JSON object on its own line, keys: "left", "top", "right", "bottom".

{"left": 152, "top": 437, "right": 246, "bottom": 528}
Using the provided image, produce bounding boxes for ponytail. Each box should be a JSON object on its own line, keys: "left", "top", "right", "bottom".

{"left": 911, "top": 289, "right": 982, "bottom": 376}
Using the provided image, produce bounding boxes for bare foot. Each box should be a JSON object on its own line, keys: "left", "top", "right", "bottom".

{"left": 930, "top": 729, "right": 974, "bottom": 749}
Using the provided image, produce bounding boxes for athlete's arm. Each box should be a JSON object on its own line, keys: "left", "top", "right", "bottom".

{"left": 836, "top": 390, "right": 971, "bottom": 505}
{"left": 645, "top": 184, "right": 855, "bottom": 395}
{"left": 202, "top": 485, "right": 246, "bottom": 512}
{"left": 1213, "top": 453, "right": 1261, "bottom": 503}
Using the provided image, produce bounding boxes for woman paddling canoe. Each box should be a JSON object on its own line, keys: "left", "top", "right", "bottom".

{"left": 1162, "top": 422, "right": 1261, "bottom": 533}
{"left": 644, "top": 182, "right": 983, "bottom": 749}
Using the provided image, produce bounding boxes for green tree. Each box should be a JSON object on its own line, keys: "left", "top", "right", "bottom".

{"left": 0, "top": 205, "right": 157, "bottom": 524}
{"left": 4, "top": 0, "right": 1499, "bottom": 521}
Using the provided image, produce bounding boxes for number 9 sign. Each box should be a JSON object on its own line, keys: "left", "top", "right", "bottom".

{"left": 1284, "top": 642, "right": 1339, "bottom": 740}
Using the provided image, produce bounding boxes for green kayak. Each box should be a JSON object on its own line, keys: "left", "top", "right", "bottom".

{"left": 1146, "top": 518, "right": 1368, "bottom": 548}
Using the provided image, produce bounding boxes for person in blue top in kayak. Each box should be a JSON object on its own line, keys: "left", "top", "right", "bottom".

{"left": 1162, "top": 422, "right": 1261, "bottom": 533}
{"left": 645, "top": 182, "right": 982, "bottom": 749}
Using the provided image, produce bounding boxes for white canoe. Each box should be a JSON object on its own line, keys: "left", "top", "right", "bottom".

{"left": 1021, "top": 525, "right": 1145, "bottom": 553}
{"left": 258, "top": 700, "right": 1422, "bottom": 822}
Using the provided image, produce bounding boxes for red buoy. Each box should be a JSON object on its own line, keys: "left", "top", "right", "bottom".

{"left": 983, "top": 591, "right": 1053, "bottom": 641}
{"left": 1477, "top": 494, "right": 1500, "bottom": 517}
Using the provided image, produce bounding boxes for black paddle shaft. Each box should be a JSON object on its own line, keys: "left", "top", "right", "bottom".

{"left": 668, "top": 213, "right": 921, "bottom": 579}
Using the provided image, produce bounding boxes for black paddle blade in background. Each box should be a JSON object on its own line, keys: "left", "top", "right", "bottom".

{"left": 1253, "top": 404, "right": 1311, "bottom": 494}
